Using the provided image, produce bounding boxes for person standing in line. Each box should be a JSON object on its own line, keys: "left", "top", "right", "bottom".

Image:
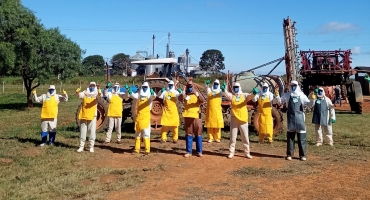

{"left": 224, "top": 82, "right": 252, "bottom": 159}
{"left": 104, "top": 82, "right": 127, "bottom": 144}
{"left": 76, "top": 82, "right": 102, "bottom": 153}
{"left": 33, "top": 85, "right": 68, "bottom": 146}
{"left": 179, "top": 81, "right": 205, "bottom": 158}
{"left": 128, "top": 82, "right": 155, "bottom": 155}
{"left": 309, "top": 87, "right": 336, "bottom": 146}
{"left": 252, "top": 83, "right": 279, "bottom": 144}
{"left": 334, "top": 85, "right": 342, "bottom": 107}
{"left": 205, "top": 79, "right": 225, "bottom": 143}
{"left": 158, "top": 80, "right": 183, "bottom": 143}
{"left": 277, "top": 80, "right": 310, "bottom": 161}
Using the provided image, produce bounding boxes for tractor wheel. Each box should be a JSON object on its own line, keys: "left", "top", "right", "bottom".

{"left": 147, "top": 80, "right": 168, "bottom": 133}
{"left": 75, "top": 98, "right": 109, "bottom": 133}
{"left": 356, "top": 102, "right": 363, "bottom": 114}
{"left": 251, "top": 107, "right": 284, "bottom": 137}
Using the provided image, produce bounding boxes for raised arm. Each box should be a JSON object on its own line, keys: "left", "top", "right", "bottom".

{"left": 327, "top": 97, "right": 336, "bottom": 121}
{"left": 33, "top": 91, "right": 44, "bottom": 103}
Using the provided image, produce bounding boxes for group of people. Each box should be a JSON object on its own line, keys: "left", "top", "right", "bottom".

{"left": 32, "top": 79, "right": 336, "bottom": 161}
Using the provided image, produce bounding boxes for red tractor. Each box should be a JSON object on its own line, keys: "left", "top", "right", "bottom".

{"left": 300, "top": 50, "right": 363, "bottom": 114}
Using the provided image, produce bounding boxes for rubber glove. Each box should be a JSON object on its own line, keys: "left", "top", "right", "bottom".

{"left": 106, "top": 82, "right": 111, "bottom": 88}
{"left": 221, "top": 85, "right": 226, "bottom": 92}
{"left": 128, "top": 88, "right": 132, "bottom": 95}
{"left": 125, "top": 83, "right": 129, "bottom": 89}
{"left": 76, "top": 87, "right": 81, "bottom": 93}
{"left": 177, "top": 88, "right": 182, "bottom": 93}
{"left": 314, "top": 88, "right": 319, "bottom": 94}
{"left": 150, "top": 88, "right": 155, "bottom": 96}
{"left": 331, "top": 119, "right": 336, "bottom": 123}
{"left": 98, "top": 87, "right": 102, "bottom": 95}
{"left": 63, "top": 89, "right": 67, "bottom": 95}
{"left": 274, "top": 88, "right": 279, "bottom": 97}
{"left": 32, "top": 89, "right": 36, "bottom": 95}
{"left": 161, "top": 87, "right": 165, "bottom": 92}
{"left": 205, "top": 79, "right": 211, "bottom": 86}
{"left": 365, "top": 74, "right": 370, "bottom": 83}
{"left": 252, "top": 88, "right": 258, "bottom": 95}
{"left": 311, "top": 93, "right": 316, "bottom": 100}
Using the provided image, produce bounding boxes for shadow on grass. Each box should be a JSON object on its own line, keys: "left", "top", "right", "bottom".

{"left": 0, "top": 103, "right": 42, "bottom": 110}
{"left": 1, "top": 136, "right": 76, "bottom": 148}
{"left": 94, "top": 143, "right": 133, "bottom": 154}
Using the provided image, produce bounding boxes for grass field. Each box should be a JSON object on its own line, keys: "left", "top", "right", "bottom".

{"left": 1, "top": 79, "right": 370, "bottom": 199}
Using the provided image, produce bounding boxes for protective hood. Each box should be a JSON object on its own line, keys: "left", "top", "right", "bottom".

{"left": 167, "top": 80, "right": 176, "bottom": 92}
{"left": 261, "top": 82, "right": 269, "bottom": 95}
{"left": 317, "top": 87, "right": 325, "bottom": 98}
{"left": 85, "top": 82, "right": 98, "bottom": 97}
{"left": 113, "top": 82, "right": 120, "bottom": 94}
{"left": 47, "top": 85, "right": 56, "bottom": 96}
{"left": 140, "top": 82, "right": 151, "bottom": 96}
{"left": 211, "top": 79, "right": 221, "bottom": 93}
{"left": 233, "top": 82, "right": 243, "bottom": 94}
{"left": 290, "top": 80, "right": 303, "bottom": 97}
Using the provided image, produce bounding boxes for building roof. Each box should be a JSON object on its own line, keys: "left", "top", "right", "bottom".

{"left": 131, "top": 58, "right": 177, "bottom": 64}
{"left": 354, "top": 66, "right": 370, "bottom": 71}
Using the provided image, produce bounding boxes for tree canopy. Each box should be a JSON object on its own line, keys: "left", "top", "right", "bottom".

{"left": 0, "top": 0, "right": 83, "bottom": 107}
{"left": 110, "top": 53, "right": 130, "bottom": 76}
{"left": 199, "top": 49, "right": 225, "bottom": 72}
{"left": 81, "top": 55, "right": 105, "bottom": 76}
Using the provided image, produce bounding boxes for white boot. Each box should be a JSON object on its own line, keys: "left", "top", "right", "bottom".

{"left": 89, "top": 140, "right": 95, "bottom": 153}
{"left": 227, "top": 153, "right": 234, "bottom": 159}
{"left": 77, "top": 140, "right": 85, "bottom": 152}
{"left": 77, "top": 147, "right": 84, "bottom": 152}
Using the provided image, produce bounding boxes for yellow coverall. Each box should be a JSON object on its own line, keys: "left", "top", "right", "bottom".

{"left": 160, "top": 90, "right": 180, "bottom": 143}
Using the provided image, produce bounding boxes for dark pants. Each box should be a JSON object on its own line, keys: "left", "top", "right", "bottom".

{"left": 286, "top": 132, "right": 307, "bottom": 158}
{"left": 334, "top": 95, "right": 342, "bottom": 107}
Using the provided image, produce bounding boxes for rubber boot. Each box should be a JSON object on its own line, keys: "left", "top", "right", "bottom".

{"left": 161, "top": 132, "right": 167, "bottom": 143}
{"left": 214, "top": 128, "right": 221, "bottom": 143}
{"left": 286, "top": 132, "right": 296, "bottom": 159}
{"left": 144, "top": 138, "right": 150, "bottom": 154}
{"left": 134, "top": 138, "right": 141, "bottom": 154}
{"left": 259, "top": 133, "right": 264, "bottom": 143}
{"left": 184, "top": 135, "right": 193, "bottom": 157}
{"left": 77, "top": 140, "right": 85, "bottom": 152}
{"left": 297, "top": 133, "right": 307, "bottom": 160}
{"left": 172, "top": 127, "right": 179, "bottom": 143}
{"left": 89, "top": 139, "right": 95, "bottom": 153}
{"left": 195, "top": 135, "right": 203, "bottom": 157}
{"left": 49, "top": 132, "right": 56, "bottom": 145}
{"left": 40, "top": 132, "right": 48, "bottom": 146}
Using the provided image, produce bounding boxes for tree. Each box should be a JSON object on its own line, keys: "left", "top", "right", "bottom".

{"left": 0, "top": 0, "right": 83, "bottom": 107}
{"left": 81, "top": 55, "right": 105, "bottom": 76}
{"left": 199, "top": 49, "right": 225, "bottom": 72}
{"left": 110, "top": 53, "right": 130, "bottom": 76}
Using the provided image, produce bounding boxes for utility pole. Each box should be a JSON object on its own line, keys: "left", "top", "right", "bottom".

{"left": 152, "top": 34, "right": 155, "bottom": 58}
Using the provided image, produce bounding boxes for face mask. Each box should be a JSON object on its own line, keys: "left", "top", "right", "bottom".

{"left": 291, "top": 85, "right": 297, "bottom": 91}
{"left": 188, "top": 87, "right": 193, "bottom": 93}
{"left": 263, "top": 87, "right": 268, "bottom": 93}
{"left": 48, "top": 89, "right": 55, "bottom": 94}
{"left": 233, "top": 87, "right": 239, "bottom": 93}
{"left": 213, "top": 84, "right": 219, "bottom": 89}
{"left": 142, "top": 87, "right": 148, "bottom": 92}
{"left": 113, "top": 86, "right": 119, "bottom": 92}
{"left": 168, "top": 85, "right": 174, "bottom": 90}
{"left": 89, "top": 87, "right": 95, "bottom": 92}
{"left": 318, "top": 90, "right": 323, "bottom": 95}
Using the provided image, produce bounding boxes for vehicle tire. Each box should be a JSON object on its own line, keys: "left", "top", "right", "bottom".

{"left": 251, "top": 107, "right": 284, "bottom": 137}
{"left": 75, "top": 98, "right": 109, "bottom": 133}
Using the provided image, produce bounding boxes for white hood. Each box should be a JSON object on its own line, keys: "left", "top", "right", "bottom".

{"left": 85, "top": 82, "right": 98, "bottom": 97}
{"left": 233, "top": 82, "right": 243, "bottom": 94}
{"left": 140, "top": 82, "right": 151, "bottom": 96}
{"left": 261, "top": 82, "right": 269, "bottom": 95}
{"left": 47, "top": 85, "right": 56, "bottom": 96}
{"left": 290, "top": 80, "right": 303, "bottom": 97}
{"left": 211, "top": 79, "right": 221, "bottom": 93}
{"left": 317, "top": 87, "right": 325, "bottom": 98}
{"left": 113, "top": 82, "right": 120, "bottom": 94}
{"left": 167, "top": 80, "right": 176, "bottom": 93}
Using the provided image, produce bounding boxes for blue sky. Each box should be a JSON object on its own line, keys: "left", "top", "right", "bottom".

{"left": 22, "top": 0, "right": 369, "bottom": 75}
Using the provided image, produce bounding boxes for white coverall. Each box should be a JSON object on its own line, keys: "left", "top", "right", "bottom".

{"left": 308, "top": 88, "right": 336, "bottom": 146}
{"left": 104, "top": 84, "right": 126, "bottom": 143}
{"left": 77, "top": 83, "right": 100, "bottom": 153}
{"left": 33, "top": 86, "right": 68, "bottom": 145}
{"left": 224, "top": 82, "right": 252, "bottom": 159}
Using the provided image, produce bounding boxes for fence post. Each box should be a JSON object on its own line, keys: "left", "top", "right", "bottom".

{"left": 60, "top": 81, "right": 62, "bottom": 92}
{"left": 2, "top": 82, "right": 4, "bottom": 93}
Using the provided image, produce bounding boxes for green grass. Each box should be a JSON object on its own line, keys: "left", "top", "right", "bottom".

{"left": 1, "top": 83, "right": 370, "bottom": 199}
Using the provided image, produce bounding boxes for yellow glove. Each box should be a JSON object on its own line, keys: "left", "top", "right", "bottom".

{"left": 76, "top": 87, "right": 81, "bottom": 93}
{"left": 63, "top": 89, "right": 67, "bottom": 95}
{"left": 311, "top": 93, "right": 316, "bottom": 100}
{"left": 32, "top": 89, "right": 36, "bottom": 95}
{"left": 98, "top": 87, "right": 102, "bottom": 95}
{"left": 274, "top": 88, "right": 279, "bottom": 96}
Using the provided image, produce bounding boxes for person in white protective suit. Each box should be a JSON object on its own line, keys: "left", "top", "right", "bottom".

{"left": 76, "top": 82, "right": 102, "bottom": 153}
{"left": 104, "top": 82, "right": 126, "bottom": 144}
{"left": 128, "top": 82, "right": 155, "bottom": 154}
{"left": 277, "top": 80, "right": 310, "bottom": 161}
{"left": 252, "top": 82, "right": 279, "bottom": 144}
{"left": 308, "top": 87, "right": 336, "bottom": 146}
{"left": 32, "top": 85, "right": 68, "bottom": 146}
{"left": 224, "top": 82, "right": 253, "bottom": 159}
{"left": 158, "top": 80, "right": 183, "bottom": 143}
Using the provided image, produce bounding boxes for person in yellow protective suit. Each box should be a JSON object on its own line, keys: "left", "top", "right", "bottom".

{"left": 76, "top": 82, "right": 102, "bottom": 153}
{"left": 252, "top": 82, "right": 279, "bottom": 144}
{"left": 32, "top": 85, "right": 68, "bottom": 146}
{"left": 224, "top": 82, "right": 253, "bottom": 159}
{"left": 205, "top": 79, "right": 225, "bottom": 143}
{"left": 158, "top": 80, "right": 183, "bottom": 143}
{"left": 104, "top": 82, "right": 126, "bottom": 144}
{"left": 179, "top": 81, "right": 205, "bottom": 158}
{"left": 128, "top": 82, "right": 155, "bottom": 155}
